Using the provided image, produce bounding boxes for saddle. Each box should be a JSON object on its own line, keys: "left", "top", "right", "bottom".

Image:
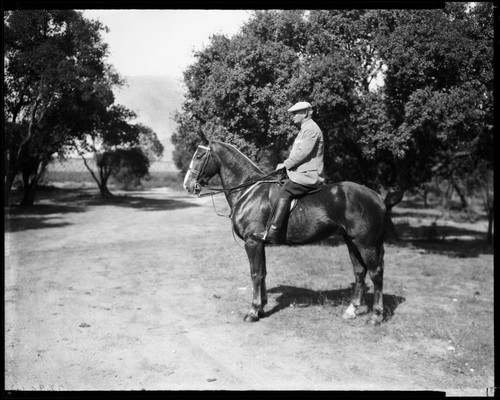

{"left": 268, "top": 182, "right": 325, "bottom": 213}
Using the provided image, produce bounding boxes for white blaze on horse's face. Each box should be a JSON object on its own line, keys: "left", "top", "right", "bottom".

{"left": 183, "top": 145, "right": 210, "bottom": 195}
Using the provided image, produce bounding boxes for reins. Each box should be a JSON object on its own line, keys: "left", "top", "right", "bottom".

{"left": 196, "top": 169, "right": 285, "bottom": 198}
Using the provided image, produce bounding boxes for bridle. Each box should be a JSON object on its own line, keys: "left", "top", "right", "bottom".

{"left": 187, "top": 145, "right": 212, "bottom": 193}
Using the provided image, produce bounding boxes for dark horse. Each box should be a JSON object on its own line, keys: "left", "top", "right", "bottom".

{"left": 184, "top": 139, "right": 388, "bottom": 325}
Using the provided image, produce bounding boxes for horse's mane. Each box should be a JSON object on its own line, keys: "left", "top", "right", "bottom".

{"left": 212, "top": 140, "right": 264, "bottom": 175}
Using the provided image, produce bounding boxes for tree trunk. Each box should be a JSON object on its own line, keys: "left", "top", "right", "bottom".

{"left": 487, "top": 207, "right": 493, "bottom": 243}
{"left": 423, "top": 187, "right": 429, "bottom": 208}
{"left": 5, "top": 149, "right": 21, "bottom": 206}
{"left": 77, "top": 151, "right": 114, "bottom": 198}
{"left": 98, "top": 180, "right": 114, "bottom": 198}
{"left": 98, "top": 168, "right": 114, "bottom": 198}
{"left": 5, "top": 163, "right": 14, "bottom": 207}
{"left": 5, "top": 172, "right": 17, "bottom": 206}
{"left": 4, "top": 184, "right": 11, "bottom": 207}
{"left": 452, "top": 181, "right": 468, "bottom": 209}
{"left": 18, "top": 159, "right": 43, "bottom": 206}
{"left": 20, "top": 169, "right": 37, "bottom": 206}
{"left": 20, "top": 180, "right": 37, "bottom": 206}
{"left": 416, "top": 186, "right": 429, "bottom": 208}
{"left": 440, "top": 181, "right": 453, "bottom": 219}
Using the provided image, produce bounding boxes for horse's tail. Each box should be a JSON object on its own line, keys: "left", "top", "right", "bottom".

{"left": 384, "top": 189, "right": 404, "bottom": 210}
{"left": 381, "top": 208, "right": 390, "bottom": 240}
{"left": 382, "top": 202, "right": 399, "bottom": 243}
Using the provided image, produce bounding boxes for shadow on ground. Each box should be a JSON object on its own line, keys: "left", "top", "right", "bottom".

{"left": 317, "top": 220, "right": 492, "bottom": 258}
{"left": 265, "top": 284, "right": 405, "bottom": 321}
{"left": 393, "top": 237, "right": 493, "bottom": 258}
{"left": 394, "top": 197, "right": 486, "bottom": 214}
{"left": 5, "top": 216, "right": 73, "bottom": 233}
{"left": 6, "top": 203, "right": 85, "bottom": 216}
{"left": 73, "top": 193, "right": 199, "bottom": 211}
{"left": 5, "top": 189, "right": 199, "bottom": 232}
{"left": 5, "top": 203, "right": 86, "bottom": 233}
{"left": 390, "top": 220, "right": 492, "bottom": 258}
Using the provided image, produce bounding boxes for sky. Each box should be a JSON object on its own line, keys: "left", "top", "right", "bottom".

{"left": 82, "top": 10, "right": 252, "bottom": 78}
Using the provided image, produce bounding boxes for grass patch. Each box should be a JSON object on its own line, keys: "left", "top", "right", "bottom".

{"left": 196, "top": 235, "right": 493, "bottom": 390}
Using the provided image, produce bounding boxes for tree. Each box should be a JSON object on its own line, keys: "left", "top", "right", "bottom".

{"left": 474, "top": 161, "right": 494, "bottom": 243}
{"left": 73, "top": 105, "right": 163, "bottom": 197}
{"left": 136, "top": 124, "right": 164, "bottom": 163}
{"left": 373, "top": 3, "right": 493, "bottom": 196}
{"left": 97, "top": 148, "right": 150, "bottom": 191}
{"left": 110, "top": 125, "right": 164, "bottom": 191}
{"left": 72, "top": 104, "right": 135, "bottom": 197}
{"left": 4, "top": 10, "right": 115, "bottom": 205}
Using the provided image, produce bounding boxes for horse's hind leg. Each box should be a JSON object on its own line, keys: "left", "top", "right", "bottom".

{"left": 369, "top": 243, "right": 385, "bottom": 325}
{"left": 243, "top": 237, "right": 267, "bottom": 322}
{"left": 343, "top": 237, "right": 369, "bottom": 320}
{"left": 343, "top": 239, "right": 384, "bottom": 324}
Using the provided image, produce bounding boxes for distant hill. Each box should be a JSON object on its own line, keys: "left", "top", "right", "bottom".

{"left": 113, "top": 75, "right": 185, "bottom": 162}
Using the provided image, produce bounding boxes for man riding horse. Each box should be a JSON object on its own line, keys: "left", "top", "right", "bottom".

{"left": 183, "top": 100, "right": 388, "bottom": 324}
{"left": 251, "top": 101, "right": 326, "bottom": 244}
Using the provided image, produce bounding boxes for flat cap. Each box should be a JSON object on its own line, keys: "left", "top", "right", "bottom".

{"left": 287, "top": 101, "right": 312, "bottom": 112}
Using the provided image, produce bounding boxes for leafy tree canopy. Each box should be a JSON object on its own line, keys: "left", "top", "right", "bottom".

{"left": 4, "top": 10, "right": 118, "bottom": 204}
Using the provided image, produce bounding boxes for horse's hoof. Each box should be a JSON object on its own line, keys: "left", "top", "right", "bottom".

{"left": 355, "top": 305, "right": 369, "bottom": 316}
{"left": 342, "top": 304, "right": 357, "bottom": 320}
{"left": 368, "top": 313, "right": 383, "bottom": 326}
{"left": 243, "top": 313, "right": 260, "bottom": 322}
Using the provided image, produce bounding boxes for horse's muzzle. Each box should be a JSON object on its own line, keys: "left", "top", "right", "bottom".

{"left": 184, "top": 179, "right": 201, "bottom": 196}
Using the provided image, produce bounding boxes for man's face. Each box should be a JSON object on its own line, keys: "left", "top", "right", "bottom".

{"left": 291, "top": 110, "right": 308, "bottom": 125}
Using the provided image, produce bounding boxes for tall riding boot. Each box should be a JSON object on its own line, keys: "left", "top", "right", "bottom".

{"left": 250, "top": 198, "right": 291, "bottom": 244}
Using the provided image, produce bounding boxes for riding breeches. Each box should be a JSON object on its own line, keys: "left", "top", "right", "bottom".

{"left": 279, "top": 179, "right": 317, "bottom": 200}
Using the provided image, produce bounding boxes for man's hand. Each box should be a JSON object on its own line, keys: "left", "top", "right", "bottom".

{"left": 276, "top": 163, "right": 286, "bottom": 170}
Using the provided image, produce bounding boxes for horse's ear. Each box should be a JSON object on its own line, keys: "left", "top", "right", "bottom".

{"left": 198, "top": 130, "right": 209, "bottom": 146}
{"left": 196, "top": 116, "right": 209, "bottom": 145}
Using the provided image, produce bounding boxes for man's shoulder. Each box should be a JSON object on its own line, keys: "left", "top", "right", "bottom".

{"left": 301, "top": 118, "right": 322, "bottom": 134}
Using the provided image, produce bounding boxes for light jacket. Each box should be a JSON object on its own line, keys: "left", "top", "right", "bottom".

{"left": 283, "top": 118, "right": 325, "bottom": 187}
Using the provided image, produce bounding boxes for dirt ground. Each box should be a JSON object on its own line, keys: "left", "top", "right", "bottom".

{"left": 4, "top": 187, "right": 494, "bottom": 393}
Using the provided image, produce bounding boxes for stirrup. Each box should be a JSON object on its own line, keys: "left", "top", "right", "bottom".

{"left": 249, "top": 231, "right": 268, "bottom": 243}
{"left": 250, "top": 227, "right": 279, "bottom": 244}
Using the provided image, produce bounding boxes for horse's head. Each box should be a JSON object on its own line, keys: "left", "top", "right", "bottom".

{"left": 183, "top": 143, "right": 219, "bottom": 196}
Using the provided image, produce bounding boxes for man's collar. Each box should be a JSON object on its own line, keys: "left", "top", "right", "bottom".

{"left": 300, "top": 117, "right": 313, "bottom": 127}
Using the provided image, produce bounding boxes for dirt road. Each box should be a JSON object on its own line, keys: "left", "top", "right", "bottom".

{"left": 4, "top": 188, "right": 493, "bottom": 393}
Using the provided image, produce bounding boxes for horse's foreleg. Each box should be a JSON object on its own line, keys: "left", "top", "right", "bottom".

{"left": 243, "top": 238, "right": 267, "bottom": 322}
{"left": 260, "top": 263, "right": 268, "bottom": 310}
